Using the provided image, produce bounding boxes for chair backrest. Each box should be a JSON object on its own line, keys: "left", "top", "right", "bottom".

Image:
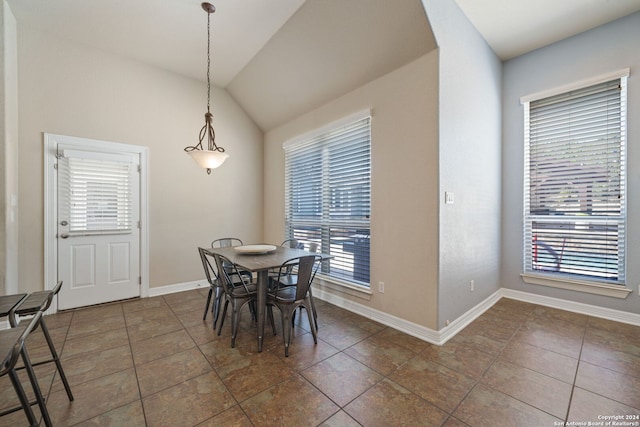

{"left": 211, "top": 238, "right": 243, "bottom": 248}
{"left": 276, "top": 255, "right": 321, "bottom": 301}
{"left": 281, "top": 239, "right": 304, "bottom": 249}
{"left": 212, "top": 253, "right": 252, "bottom": 294}
{"left": 198, "top": 247, "right": 219, "bottom": 287}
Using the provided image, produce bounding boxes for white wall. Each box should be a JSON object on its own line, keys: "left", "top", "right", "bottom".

{"left": 502, "top": 12, "right": 640, "bottom": 314}
{"left": 264, "top": 53, "right": 440, "bottom": 328}
{"left": 16, "top": 27, "right": 263, "bottom": 292}
{"left": 422, "top": 0, "right": 503, "bottom": 328}
{"left": 1, "top": 0, "right": 18, "bottom": 295}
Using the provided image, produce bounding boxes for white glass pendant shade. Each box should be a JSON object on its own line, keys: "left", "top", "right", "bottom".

{"left": 188, "top": 150, "right": 229, "bottom": 171}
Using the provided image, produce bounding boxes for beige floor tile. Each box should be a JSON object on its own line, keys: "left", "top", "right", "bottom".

{"left": 216, "top": 351, "right": 296, "bottom": 402}
{"left": 575, "top": 361, "right": 640, "bottom": 410}
{"left": 136, "top": 347, "right": 213, "bottom": 397}
{"left": 568, "top": 387, "right": 640, "bottom": 423}
{"left": 421, "top": 340, "right": 495, "bottom": 380}
{"left": 47, "top": 368, "right": 140, "bottom": 426}
{"left": 389, "top": 353, "right": 476, "bottom": 412}
{"left": 301, "top": 352, "right": 382, "bottom": 406}
{"left": 481, "top": 360, "right": 572, "bottom": 419}
{"left": 74, "top": 401, "right": 146, "bottom": 427}
{"left": 130, "top": 329, "right": 196, "bottom": 365}
{"left": 453, "top": 384, "right": 562, "bottom": 426}
{"left": 241, "top": 375, "right": 339, "bottom": 426}
{"left": 142, "top": 371, "right": 236, "bottom": 427}
{"left": 500, "top": 339, "right": 578, "bottom": 383}
{"left": 343, "top": 333, "right": 416, "bottom": 376}
{"left": 345, "top": 378, "right": 448, "bottom": 427}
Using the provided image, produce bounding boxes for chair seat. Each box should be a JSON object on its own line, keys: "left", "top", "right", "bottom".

{"left": 230, "top": 283, "right": 257, "bottom": 297}
{"left": 268, "top": 286, "right": 298, "bottom": 303}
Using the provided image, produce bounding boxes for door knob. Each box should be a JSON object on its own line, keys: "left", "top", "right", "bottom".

{"left": 60, "top": 221, "right": 68, "bottom": 226}
{"left": 60, "top": 233, "right": 69, "bottom": 239}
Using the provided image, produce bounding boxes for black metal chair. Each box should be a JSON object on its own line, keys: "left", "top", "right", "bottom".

{"left": 0, "top": 311, "right": 50, "bottom": 427}
{"left": 203, "top": 239, "right": 252, "bottom": 325}
{"left": 9, "top": 281, "right": 74, "bottom": 405}
{"left": 209, "top": 251, "right": 258, "bottom": 348}
{"left": 199, "top": 247, "right": 225, "bottom": 329}
{"left": 267, "top": 255, "right": 321, "bottom": 356}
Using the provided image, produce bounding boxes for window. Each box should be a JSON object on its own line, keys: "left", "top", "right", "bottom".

{"left": 58, "top": 150, "right": 134, "bottom": 235}
{"left": 522, "top": 71, "right": 628, "bottom": 292}
{"left": 284, "top": 111, "right": 371, "bottom": 287}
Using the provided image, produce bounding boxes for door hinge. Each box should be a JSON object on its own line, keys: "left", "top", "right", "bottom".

{"left": 137, "top": 164, "right": 141, "bottom": 173}
{"left": 138, "top": 276, "right": 142, "bottom": 285}
{"left": 54, "top": 163, "right": 58, "bottom": 170}
{"left": 138, "top": 220, "right": 141, "bottom": 229}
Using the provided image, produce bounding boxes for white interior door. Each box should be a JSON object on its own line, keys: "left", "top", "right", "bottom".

{"left": 57, "top": 145, "right": 141, "bottom": 310}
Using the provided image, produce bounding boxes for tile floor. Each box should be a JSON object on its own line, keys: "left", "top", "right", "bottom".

{"left": 1, "top": 290, "right": 639, "bottom": 426}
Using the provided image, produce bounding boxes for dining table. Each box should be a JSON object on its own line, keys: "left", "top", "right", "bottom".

{"left": 207, "top": 244, "right": 330, "bottom": 352}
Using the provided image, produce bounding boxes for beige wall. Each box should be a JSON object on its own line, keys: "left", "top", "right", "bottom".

{"left": 264, "top": 52, "right": 440, "bottom": 328}
{"left": 16, "top": 27, "right": 263, "bottom": 293}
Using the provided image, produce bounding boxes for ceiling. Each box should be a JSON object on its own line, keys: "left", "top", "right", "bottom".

{"left": 455, "top": 0, "right": 640, "bottom": 60}
{"left": 7, "top": 0, "right": 640, "bottom": 130}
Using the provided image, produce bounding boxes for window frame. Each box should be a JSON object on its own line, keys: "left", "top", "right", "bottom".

{"left": 283, "top": 109, "right": 372, "bottom": 290}
{"left": 520, "top": 69, "right": 632, "bottom": 299}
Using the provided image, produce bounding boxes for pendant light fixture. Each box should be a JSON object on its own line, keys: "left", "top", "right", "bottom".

{"left": 184, "top": 2, "right": 229, "bottom": 174}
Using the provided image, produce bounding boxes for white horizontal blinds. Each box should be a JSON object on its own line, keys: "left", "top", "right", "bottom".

{"left": 284, "top": 116, "right": 371, "bottom": 286}
{"left": 524, "top": 77, "right": 626, "bottom": 282}
{"left": 59, "top": 153, "right": 134, "bottom": 235}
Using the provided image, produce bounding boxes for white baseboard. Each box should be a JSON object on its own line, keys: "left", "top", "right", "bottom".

{"left": 500, "top": 288, "right": 640, "bottom": 326}
{"left": 94, "top": 281, "right": 640, "bottom": 343}
{"left": 147, "top": 280, "right": 208, "bottom": 297}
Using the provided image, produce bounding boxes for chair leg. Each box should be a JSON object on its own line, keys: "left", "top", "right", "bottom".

{"left": 217, "top": 299, "right": 229, "bottom": 336}
{"left": 20, "top": 346, "right": 52, "bottom": 427}
{"left": 305, "top": 302, "right": 318, "bottom": 344}
{"left": 7, "top": 368, "right": 38, "bottom": 427}
{"left": 281, "top": 308, "right": 293, "bottom": 357}
{"left": 230, "top": 300, "right": 241, "bottom": 348}
{"left": 203, "top": 287, "right": 213, "bottom": 320}
{"left": 39, "top": 318, "right": 73, "bottom": 401}
{"left": 308, "top": 288, "right": 318, "bottom": 331}
{"left": 267, "top": 305, "right": 276, "bottom": 335}
{"left": 212, "top": 286, "right": 224, "bottom": 330}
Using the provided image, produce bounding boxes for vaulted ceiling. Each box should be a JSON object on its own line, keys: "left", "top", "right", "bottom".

{"left": 7, "top": 0, "right": 640, "bottom": 131}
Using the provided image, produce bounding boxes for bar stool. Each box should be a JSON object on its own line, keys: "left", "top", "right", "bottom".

{"left": 9, "top": 281, "right": 74, "bottom": 403}
{"left": 0, "top": 311, "right": 48, "bottom": 427}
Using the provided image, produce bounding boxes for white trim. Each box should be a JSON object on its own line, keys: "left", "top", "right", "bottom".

{"left": 520, "top": 68, "right": 630, "bottom": 103}
{"left": 282, "top": 108, "right": 372, "bottom": 149}
{"left": 43, "top": 133, "right": 150, "bottom": 312}
{"left": 130, "top": 283, "right": 640, "bottom": 344}
{"left": 147, "top": 280, "right": 208, "bottom": 297}
{"left": 501, "top": 288, "right": 640, "bottom": 327}
{"left": 314, "top": 276, "right": 372, "bottom": 300}
{"left": 521, "top": 273, "right": 633, "bottom": 299}
{"left": 0, "top": 320, "right": 9, "bottom": 330}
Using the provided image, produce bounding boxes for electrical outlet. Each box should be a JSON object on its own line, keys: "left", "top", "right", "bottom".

{"left": 378, "top": 281, "right": 385, "bottom": 293}
{"left": 470, "top": 280, "right": 475, "bottom": 292}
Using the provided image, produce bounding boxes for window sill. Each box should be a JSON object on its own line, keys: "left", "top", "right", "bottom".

{"left": 315, "top": 274, "right": 372, "bottom": 301}
{"left": 521, "top": 273, "right": 633, "bottom": 299}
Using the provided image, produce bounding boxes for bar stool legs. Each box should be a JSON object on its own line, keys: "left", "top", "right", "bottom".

{"left": 20, "top": 345, "right": 53, "bottom": 427}
{"left": 39, "top": 316, "right": 74, "bottom": 400}
{"left": 6, "top": 369, "right": 38, "bottom": 427}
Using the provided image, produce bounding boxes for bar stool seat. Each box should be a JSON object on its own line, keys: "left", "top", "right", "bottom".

{"left": 9, "top": 281, "right": 74, "bottom": 403}
{"left": 0, "top": 311, "right": 48, "bottom": 427}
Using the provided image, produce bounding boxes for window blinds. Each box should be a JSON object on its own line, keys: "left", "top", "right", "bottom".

{"left": 284, "top": 115, "right": 371, "bottom": 286}
{"left": 524, "top": 77, "right": 626, "bottom": 282}
{"left": 58, "top": 152, "right": 134, "bottom": 235}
